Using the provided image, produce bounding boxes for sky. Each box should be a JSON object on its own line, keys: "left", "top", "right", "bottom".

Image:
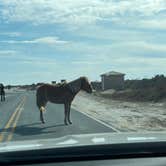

{"left": 0, "top": 0, "right": 166, "bottom": 85}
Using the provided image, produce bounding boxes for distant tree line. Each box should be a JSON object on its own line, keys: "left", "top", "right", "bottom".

{"left": 124, "top": 75, "right": 166, "bottom": 90}
{"left": 112, "top": 75, "right": 166, "bottom": 102}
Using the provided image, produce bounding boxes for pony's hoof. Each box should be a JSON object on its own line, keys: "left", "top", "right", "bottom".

{"left": 41, "top": 120, "right": 45, "bottom": 124}
{"left": 69, "top": 121, "right": 72, "bottom": 124}
{"left": 64, "top": 122, "right": 68, "bottom": 125}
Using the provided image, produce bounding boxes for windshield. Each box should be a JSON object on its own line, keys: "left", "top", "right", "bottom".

{"left": 0, "top": 0, "right": 166, "bottom": 145}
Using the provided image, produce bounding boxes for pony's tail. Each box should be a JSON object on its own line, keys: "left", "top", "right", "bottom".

{"left": 40, "top": 106, "right": 46, "bottom": 112}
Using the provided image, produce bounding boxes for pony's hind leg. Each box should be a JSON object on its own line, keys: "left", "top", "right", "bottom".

{"left": 40, "top": 106, "right": 46, "bottom": 124}
{"left": 4, "top": 93, "right": 5, "bottom": 101}
{"left": 3, "top": 94, "right": 5, "bottom": 101}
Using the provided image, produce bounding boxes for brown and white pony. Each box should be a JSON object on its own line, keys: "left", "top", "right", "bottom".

{"left": 36, "top": 77, "right": 92, "bottom": 125}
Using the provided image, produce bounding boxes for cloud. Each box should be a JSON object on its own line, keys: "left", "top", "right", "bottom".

{"left": 110, "top": 56, "right": 166, "bottom": 79}
{"left": 0, "top": 32, "right": 21, "bottom": 37}
{"left": 7, "top": 54, "right": 57, "bottom": 64}
{"left": 53, "top": 38, "right": 166, "bottom": 59}
{"left": 0, "top": 36, "right": 68, "bottom": 45}
{"left": 71, "top": 61, "right": 102, "bottom": 65}
{"left": 138, "top": 19, "right": 166, "bottom": 30}
{"left": 115, "top": 17, "right": 166, "bottom": 30}
{"left": 110, "top": 41, "right": 166, "bottom": 53}
{"left": 113, "top": 56, "right": 166, "bottom": 66}
{"left": 1, "top": 0, "right": 166, "bottom": 28}
{"left": 0, "top": 50, "right": 17, "bottom": 56}
{"left": 21, "top": 59, "right": 57, "bottom": 66}
{"left": 32, "top": 37, "right": 68, "bottom": 44}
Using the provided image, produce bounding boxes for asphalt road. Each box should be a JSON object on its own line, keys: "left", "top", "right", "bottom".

{"left": 0, "top": 90, "right": 115, "bottom": 142}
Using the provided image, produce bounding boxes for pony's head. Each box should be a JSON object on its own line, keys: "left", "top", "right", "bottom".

{"left": 80, "top": 77, "right": 93, "bottom": 93}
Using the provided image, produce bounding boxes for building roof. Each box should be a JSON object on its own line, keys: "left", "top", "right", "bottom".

{"left": 101, "top": 71, "right": 125, "bottom": 76}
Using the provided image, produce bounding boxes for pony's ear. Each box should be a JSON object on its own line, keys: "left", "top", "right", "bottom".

{"left": 80, "top": 76, "right": 88, "bottom": 83}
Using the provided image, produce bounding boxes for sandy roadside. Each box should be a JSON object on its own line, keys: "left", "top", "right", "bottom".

{"left": 72, "top": 91, "right": 166, "bottom": 132}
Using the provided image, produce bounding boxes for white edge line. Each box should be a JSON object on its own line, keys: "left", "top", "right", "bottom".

{"left": 71, "top": 106, "right": 120, "bottom": 133}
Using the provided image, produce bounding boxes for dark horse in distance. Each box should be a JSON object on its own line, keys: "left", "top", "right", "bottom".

{"left": 0, "top": 84, "right": 5, "bottom": 102}
{"left": 36, "top": 77, "right": 93, "bottom": 125}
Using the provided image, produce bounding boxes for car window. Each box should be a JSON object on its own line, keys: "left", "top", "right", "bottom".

{"left": 0, "top": 0, "right": 166, "bottom": 145}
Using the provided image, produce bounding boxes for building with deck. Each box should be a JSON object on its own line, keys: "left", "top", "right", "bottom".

{"left": 101, "top": 71, "right": 125, "bottom": 90}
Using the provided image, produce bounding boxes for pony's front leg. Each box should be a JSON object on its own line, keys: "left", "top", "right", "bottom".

{"left": 67, "top": 103, "right": 72, "bottom": 124}
{"left": 64, "top": 104, "right": 68, "bottom": 125}
{"left": 40, "top": 111, "right": 45, "bottom": 123}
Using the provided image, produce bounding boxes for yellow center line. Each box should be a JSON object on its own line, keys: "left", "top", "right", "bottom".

{"left": 7, "top": 97, "right": 26, "bottom": 142}
{"left": 0, "top": 96, "right": 25, "bottom": 142}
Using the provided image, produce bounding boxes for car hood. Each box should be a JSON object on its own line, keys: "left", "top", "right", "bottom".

{"left": 0, "top": 132, "right": 166, "bottom": 153}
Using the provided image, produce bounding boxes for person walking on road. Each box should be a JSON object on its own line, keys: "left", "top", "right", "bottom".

{"left": 0, "top": 83, "right": 5, "bottom": 101}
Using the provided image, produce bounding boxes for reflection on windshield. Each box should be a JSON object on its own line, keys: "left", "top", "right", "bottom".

{"left": 0, "top": 0, "right": 166, "bottom": 143}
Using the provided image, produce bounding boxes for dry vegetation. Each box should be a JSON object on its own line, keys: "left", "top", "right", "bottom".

{"left": 100, "top": 75, "right": 166, "bottom": 102}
